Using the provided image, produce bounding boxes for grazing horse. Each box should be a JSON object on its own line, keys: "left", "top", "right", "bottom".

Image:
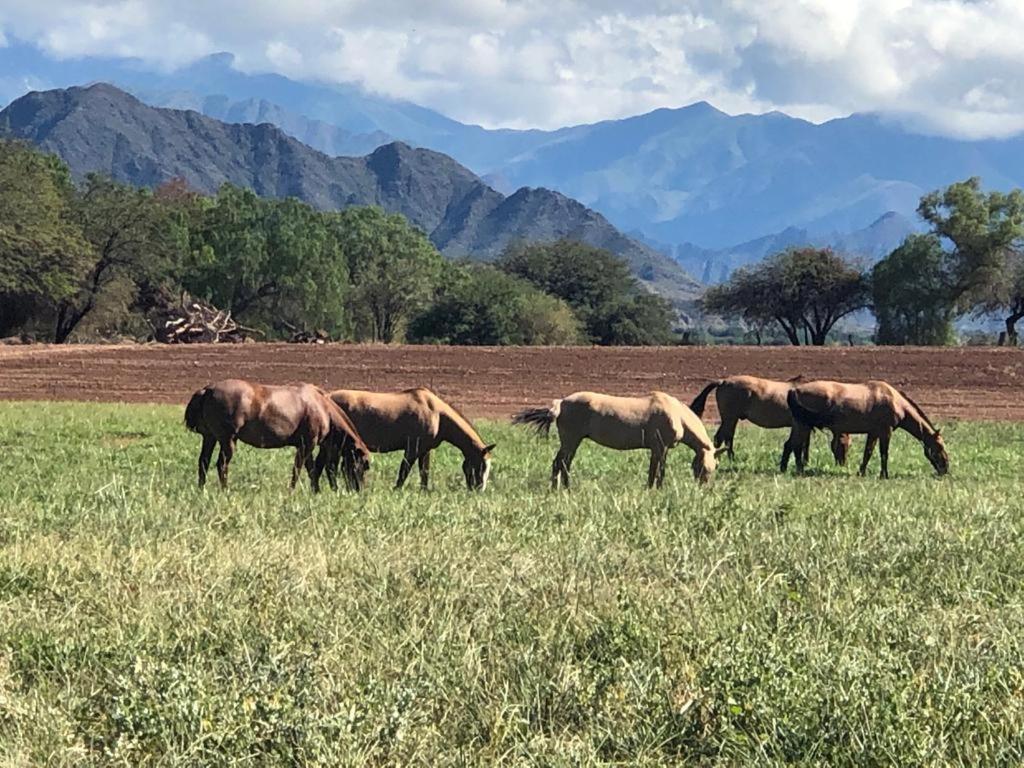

{"left": 513, "top": 391, "right": 722, "bottom": 488}
{"left": 328, "top": 388, "right": 495, "bottom": 490}
{"left": 690, "top": 375, "right": 851, "bottom": 470}
{"left": 786, "top": 380, "right": 949, "bottom": 478}
{"left": 184, "top": 379, "right": 371, "bottom": 491}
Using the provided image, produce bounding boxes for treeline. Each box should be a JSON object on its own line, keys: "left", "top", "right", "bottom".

{"left": 0, "top": 139, "right": 673, "bottom": 345}
{"left": 705, "top": 177, "right": 1024, "bottom": 346}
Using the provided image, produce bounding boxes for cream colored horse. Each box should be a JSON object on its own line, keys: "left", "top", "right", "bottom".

{"left": 513, "top": 391, "right": 722, "bottom": 488}
{"left": 690, "top": 375, "right": 851, "bottom": 470}
{"left": 787, "top": 380, "right": 949, "bottom": 478}
{"left": 329, "top": 388, "right": 495, "bottom": 490}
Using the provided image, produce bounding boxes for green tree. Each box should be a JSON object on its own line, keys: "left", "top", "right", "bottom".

{"left": 53, "top": 175, "right": 180, "bottom": 343}
{"left": 334, "top": 207, "right": 443, "bottom": 342}
{"left": 703, "top": 248, "right": 869, "bottom": 346}
{"left": 872, "top": 235, "right": 956, "bottom": 345}
{"left": 185, "top": 185, "right": 273, "bottom": 316}
{"left": 499, "top": 240, "right": 674, "bottom": 345}
{"left": 0, "top": 141, "right": 89, "bottom": 336}
{"left": 263, "top": 199, "right": 348, "bottom": 337}
{"left": 182, "top": 188, "right": 351, "bottom": 338}
{"left": 918, "top": 177, "right": 1024, "bottom": 342}
{"left": 408, "top": 263, "right": 580, "bottom": 345}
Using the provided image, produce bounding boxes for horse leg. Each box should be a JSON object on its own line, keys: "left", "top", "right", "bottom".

{"left": 551, "top": 438, "right": 580, "bottom": 490}
{"left": 715, "top": 418, "right": 738, "bottom": 460}
{"left": 800, "top": 431, "right": 811, "bottom": 467}
{"left": 396, "top": 444, "right": 417, "bottom": 489}
{"left": 787, "top": 425, "right": 810, "bottom": 473}
{"left": 198, "top": 434, "right": 216, "bottom": 488}
{"left": 216, "top": 436, "right": 235, "bottom": 489}
{"left": 859, "top": 435, "right": 878, "bottom": 477}
{"left": 878, "top": 429, "right": 892, "bottom": 479}
{"left": 418, "top": 450, "right": 431, "bottom": 490}
{"left": 305, "top": 448, "right": 319, "bottom": 493}
{"left": 647, "top": 448, "right": 668, "bottom": 488}
{"left": 291, "top": 445, "right": 307, "bottom": 491}
{"left": 780, "top": 433, "right": 796, "bottom": 472}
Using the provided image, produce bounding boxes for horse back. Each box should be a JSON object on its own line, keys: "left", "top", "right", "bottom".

{"left": 716, "top": 377, "right": 783, "bottom": 425}
{"left": 329, "top": 388, "right": 439, "bottom": 453}
{"left": 560, "top": 391, "right": 681, "bottom": 450}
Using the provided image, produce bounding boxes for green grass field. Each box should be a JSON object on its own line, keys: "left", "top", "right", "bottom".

{"left": 1, "top": 402, "right": 1023, "bottom": 766}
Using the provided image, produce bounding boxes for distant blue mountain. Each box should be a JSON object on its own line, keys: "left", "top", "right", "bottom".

{"left": 5, "top": 42, "right": 1024, "bottom": 258}
{"left": 644, "top": 211, "right": 920, "bottom": 284}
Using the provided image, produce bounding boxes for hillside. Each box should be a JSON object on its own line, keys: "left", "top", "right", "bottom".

{"left": 6, "top": 49, "right": 1024, "bottom": 262}
{"left": 653, "top": 211, "right": 919, "bottom": 284}
{"left": 0, "top": 84, "right": 699, "bottom": 304}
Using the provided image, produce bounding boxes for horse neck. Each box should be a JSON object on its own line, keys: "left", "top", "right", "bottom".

{"left": 898, "top": 402, "right": 934, "bottom": 442}
{"left": 438, "top": 405, "right": 485, "bottom": 457}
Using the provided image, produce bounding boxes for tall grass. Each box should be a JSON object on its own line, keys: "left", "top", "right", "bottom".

{"left": 0, "top": 402, "right": 1022, "bottom": 765}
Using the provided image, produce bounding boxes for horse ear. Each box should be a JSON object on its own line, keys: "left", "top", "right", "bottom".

{"left": 483, "top": 443, "right": 496, "bottom": 454}
{"left": 935, "top": 428, "right": 942, "bottom": 437}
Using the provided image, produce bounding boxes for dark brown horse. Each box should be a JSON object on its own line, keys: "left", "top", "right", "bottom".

{"left": 184, "top": 379, "right": 370, "bottom": 491}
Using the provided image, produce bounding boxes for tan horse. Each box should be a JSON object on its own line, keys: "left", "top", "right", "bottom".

{"left": 184, "top": 379, "right": 371, "bottom": 491}
{"left": 328, "top": 388, "right": 495, "bottom": 490}
{"left": 690, "top": 375, "right": 851, "bottom": 470}
{"left": 513, "top": 391, "right": 722, "bottom": 488}
{"left": 786, "top": 380, "right": 949, "bottom": 478}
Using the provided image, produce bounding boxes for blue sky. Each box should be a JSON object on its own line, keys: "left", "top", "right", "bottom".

{"left": 2, "top": 1, "right": 1023, "bottom": 137}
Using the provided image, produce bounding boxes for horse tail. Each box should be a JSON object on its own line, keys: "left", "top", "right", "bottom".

{"left": 787, "top": 389, "right": 833, "bottom": 429}
{"left": 689, "top": 381, "right": 720, "bottom": 417}
{"left": 184, "top": 388, "right": 208, "bottom": 433}
{"left": 511, "top": 400, "right": 561, "bottom": 437}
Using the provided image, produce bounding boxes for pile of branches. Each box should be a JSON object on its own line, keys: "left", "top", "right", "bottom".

{"left": 151, "top": 293, "right": 256, "bottom": 344}
{"left": 281, "top": 322, "right": 329, "bottom": 344}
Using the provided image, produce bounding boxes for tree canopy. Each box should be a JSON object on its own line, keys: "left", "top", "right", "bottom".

{"left": 918, "top": 177, "right": 1024, "bottom": 342}
{"left": 408, "top": 263, "right": 580, "bottom": 346}
{"left": 703, "top": 248, "right": 868, "bottom": 346}
{"left": 498, "top": 240, "right": 676, "bottom": 345}
{"left": 872, "top": 234, "right": 955, "bottom": 346}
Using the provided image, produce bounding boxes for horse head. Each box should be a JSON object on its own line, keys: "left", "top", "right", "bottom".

{"left": 339, "top": 439, "right": 370, "bottom": 491}
{"left": 831, "top": 432, "right": 852, "bottom": 467}
{"left": 462, "top": 443, "right": 495, "bottom": 491}
{"left": 692, "top": 446, "right": 725, "bottom": 484}
{"left": 923, "top": 429, "right": 949, "bottom": 476}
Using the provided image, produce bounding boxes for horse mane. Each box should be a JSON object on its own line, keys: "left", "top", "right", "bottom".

{"left": 425, "top": 389, "right": 484, "bottom": 445}
{"left": 897, "top": 388, "right": 937, "bottom": 432}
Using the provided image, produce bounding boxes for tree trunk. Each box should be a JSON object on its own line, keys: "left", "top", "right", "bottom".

{"left": 776, "top": 317, "right": 800, "bottom": 346}
{"left": 1004, "top": 309, "right": 1024, "bottom": 346}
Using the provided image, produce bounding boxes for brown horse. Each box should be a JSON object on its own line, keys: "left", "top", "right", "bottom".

{"left": 184, "top": 379, "right": 371, "bottom": 491}
{"left": 786, "top": 380, "right": 949, "bottom": 478}
{"left": 513, "top": 391, "right": 723, "bottom": 488}
{"left": 328, "top": 388, "right": 495, "bottom": 490}
{"left": 690, "top": 375, "right": 851, "bottom": 470}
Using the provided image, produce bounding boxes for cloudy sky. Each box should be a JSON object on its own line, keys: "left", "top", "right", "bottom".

{"left": 1, "top": 0, "right": 1023, "bottom": 137}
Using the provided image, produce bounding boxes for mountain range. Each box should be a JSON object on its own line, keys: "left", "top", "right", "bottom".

{"left": 0, "top": 83, "right": 699, "bottom": 305}
{"left": 4, "top": 46, "right": 1024, "bottom": 280}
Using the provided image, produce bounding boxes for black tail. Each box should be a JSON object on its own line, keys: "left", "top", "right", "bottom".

{"left": 184, "top": 388, "right": 207, "bottom": 433}
{"left": 689, "top": 381, "right": 720, "bottom": 417}
{"left": 511, "top": 401, "right": 559, "bottom": 437}
{"left": 787, "top": 389, "right": 833, "bottom": 429}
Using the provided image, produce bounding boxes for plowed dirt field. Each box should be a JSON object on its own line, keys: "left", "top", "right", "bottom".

{"left": 1, "top": 344, "right": 1021, "bottom": 421}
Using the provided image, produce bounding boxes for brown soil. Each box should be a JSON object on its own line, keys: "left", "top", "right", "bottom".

{"left": 1, "top": 343, "right": 1022, "bottom": 421}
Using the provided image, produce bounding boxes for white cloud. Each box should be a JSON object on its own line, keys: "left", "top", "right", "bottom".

{"left": 2, "top": 0, "right": 1024, "bottom": 136}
